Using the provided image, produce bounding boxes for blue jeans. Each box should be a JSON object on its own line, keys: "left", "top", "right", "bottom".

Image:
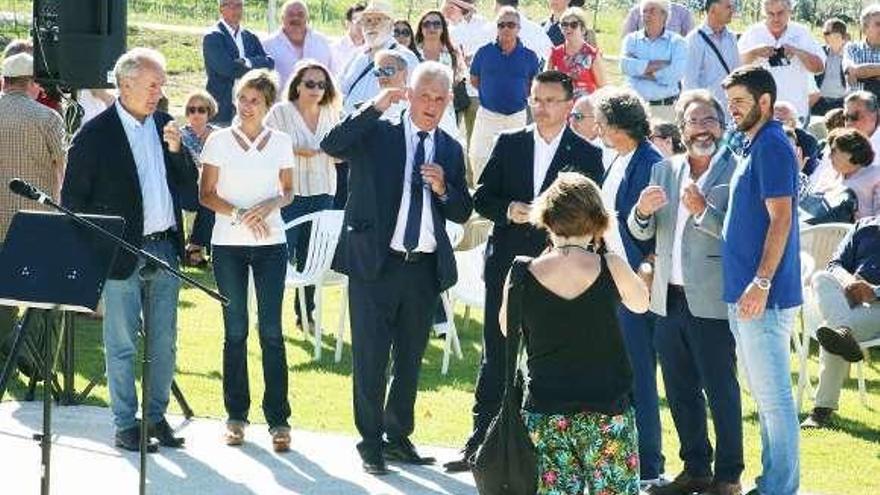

{"left": 213, "top": 243, "right": 290, "bottom": 429}
{"left": 727, "top": 304, "right": 800, "bottom": 495}
{"left": 280, "top": 194, "right": 333, "bottom": 322}
{"left": 102, "top": 239, "right": 181, "bottom": 431}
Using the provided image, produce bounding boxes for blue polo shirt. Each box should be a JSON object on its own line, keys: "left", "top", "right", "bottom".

{"left": 721, "top": 120, "right": 803, "bottom": 308}
{"left": 470, "top": 40, "right": 540, "bottom": 115}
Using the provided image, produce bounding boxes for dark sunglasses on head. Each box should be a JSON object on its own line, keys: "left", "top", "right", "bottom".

{"left": 421, "top": 20, "right": 444, "bottom": 30}
{"left": 497, "top": 21, "right": 518, "bottom": 29}
{"left": 372, "top": 65, "right": 399, "bottom": 78}
{"left": 186, "top": 106, "right": 208, "bottom": 114}
{"left": 301, "top": 79, "right": 328, "bottom": 90}
{"left": 559, "top": 21, "right": 582, "bottom": 29}
{"left": 393, "top": 28, "right": 412, "bottom": 37}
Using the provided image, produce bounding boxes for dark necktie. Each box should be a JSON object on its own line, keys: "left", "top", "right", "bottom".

{"left": 404, "top": 131, "right": 429, "bottom": 252}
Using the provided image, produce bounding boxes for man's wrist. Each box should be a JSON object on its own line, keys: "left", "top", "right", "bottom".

{"left": 753, "top": 275, "right": 772, "bottom": 291}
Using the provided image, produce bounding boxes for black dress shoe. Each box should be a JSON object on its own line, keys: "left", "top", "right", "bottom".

{"left": 816, "top": 326, "right": 864, "bottom": 362}
{"left": 383, "top": 438, "right": 436, "bottom": 465}
{"left": 358, "top": 447, "right": 389, "bottom": 475}
{"left": 800, "top": 406, "right": 833, "bottom": 429}
{"left": 115, "top": 423, "right": 159, "bottom": 453}
{"left": 148, "top": 417, "right": 185, "bottom": 448}
{"left": 443, "top": 446, "right": 476, "bottom": 473}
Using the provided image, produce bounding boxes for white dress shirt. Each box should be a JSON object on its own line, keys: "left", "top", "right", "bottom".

{"left": 601, "top": 148, "right": 635, "bottom": 257}
{"left": 670, "top": 157, "right": 710, "bottom": 285}
{"left": 390, "top": 111, "right": 438, "bottom": 253}
{"left": 532, "top": 126, "right": 564, "bottom": 197}
{"left": 221, "top": 19, "right": 248, "bottom": 63}
{"left": 115, "top": 101, "right": 176, "bottom": 236}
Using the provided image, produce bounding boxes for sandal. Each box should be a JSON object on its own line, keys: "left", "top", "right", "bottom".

{"left": 271, "top": 427, "right": 291, "bottom": 453}
{"left": 185, "top": 245, "right": 209, "bottom": 268}
{"left": 225, "top": 422, "right": 245, "bottom": 446}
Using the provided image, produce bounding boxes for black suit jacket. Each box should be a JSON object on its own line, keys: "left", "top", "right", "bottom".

{"left": 61, "top": 105, "right": 199, "bottom": 279}
{"left": 474, "top": 125, "right": 605, "bottom": 281}
{"left": 321, "top": 105, "right": 473, "bottom": 292}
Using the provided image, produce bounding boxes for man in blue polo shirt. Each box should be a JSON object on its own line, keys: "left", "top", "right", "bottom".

{"left": 468, "top": 5, "right": 540, "bottom": 181}
{"left": 717, "top": 65, "right": 802, "bottom": 495}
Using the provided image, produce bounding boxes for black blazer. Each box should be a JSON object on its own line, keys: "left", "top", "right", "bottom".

{"left": 61, "top": 105, "right": 199, "bottom": 279}
{"left": 321, "top": 105, "right": 473, "bottom": 292}
{"left": 474, "top": 125, "right": 605, "bottom": 279}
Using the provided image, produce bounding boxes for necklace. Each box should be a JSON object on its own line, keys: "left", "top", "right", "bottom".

{"left": 554, "top": 243, "right": 593, "bottom": 255}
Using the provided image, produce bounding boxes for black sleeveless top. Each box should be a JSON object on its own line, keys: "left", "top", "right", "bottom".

{"left": 520, "top": 254, "right": 633, "bottom": 415}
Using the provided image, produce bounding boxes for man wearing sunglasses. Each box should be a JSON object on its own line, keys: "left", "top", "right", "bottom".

{"left": 262, "top": 0, "right": 334, "bottom": 92}
{"left": 811, "top": 91, "right": 880, "bottom": 190}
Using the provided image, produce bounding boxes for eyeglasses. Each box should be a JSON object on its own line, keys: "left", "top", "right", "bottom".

{"left": 684, "top": 116, "right": 720, "bottom": 128}
{"left": 497, "top": 21, "right": 518, "bottom": 30}
{"left": 559, "top": 21, "right": 582, "bottom": 30}
{"left": 569, "top": 111, "right": 594, "bottom": 122}
{"left": 301, "top": 79, "right": 327, "bottom": 90}
{"left": 186, "top": 105, "right": 209, "bottom": 114}
{"left": 372, "top": 65, "right": 399, "bottom": 78}
{"left": 421, "top": 20, "right": 444, "bottom": 30}
{"left": 650, "top": 134, "right": 672, "bottom": 141}
{"left": 393, "top": 28, "right": 412, "bottom": 37}
{"left": 844, "top": 112, "right": 862, "bottom": 122}
{"left": 528, "top": 97, "right": 570, "bottom": 107}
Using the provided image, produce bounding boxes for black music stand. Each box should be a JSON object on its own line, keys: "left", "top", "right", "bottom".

{"left": 0, "top": 210, "right": 122, "bottom": 495}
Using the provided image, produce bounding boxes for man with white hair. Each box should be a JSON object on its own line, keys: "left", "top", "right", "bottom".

{"left": 62, "top": 48, "right": 198, "bottom": 453}
{"left": 620, "top": 0, "right": 688, "bottom": 122}
{"left": 204, "top": 0, "right": 275, "bottom": 124}
{"left": 339, "top": 0, "right": 418, "bottom": 116}
{"left": 262, "top": 0, "right": 334, "bottom": 90}
{"left": 322, "top": 61, "right": 472, "bottom": 476}
{"left": 623, "top": 0, "right": 693, "bottom": 38}
{"left": 843, "top": 4, "right": 880, "bottom": 99}
{"left": 738, "top": 0, "right": 825, "bottom": 121}
{"left": 773, "top": 100, "right": 820, "bottom": 175}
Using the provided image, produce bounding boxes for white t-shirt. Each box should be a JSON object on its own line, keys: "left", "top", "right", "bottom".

{"left": 200, "top": 126, "right": 294, "bottom": 246}
{"left": 600, "top": 148, "right": 636, "bottom": 258}
{"left": 738, "top": 22, "right": 825, "bottom": 119}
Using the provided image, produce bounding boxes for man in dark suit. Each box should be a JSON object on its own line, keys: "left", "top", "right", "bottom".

{"left": 203, "top": 0, "right": 274, "bottom": 125}
{"left": 62, "top": 48, "right": 198, "bottom": 453}
{"left": 445, "top": 71, "right": 604, "bottom": 472}
{"left": 321, "top": 61, "right": 472, "bottom": 475}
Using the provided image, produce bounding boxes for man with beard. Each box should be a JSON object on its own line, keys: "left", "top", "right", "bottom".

{"left": 627, "top": 90, "right": 743, "bottom": 495}
{"left": 262, "top": 0, "right": 334, "bottom": 90}
{"left": 444, "top": 71, "right": 603, "bottom": 472}
{"left": 720, "top": 65, "right": 802, "bottom": 495}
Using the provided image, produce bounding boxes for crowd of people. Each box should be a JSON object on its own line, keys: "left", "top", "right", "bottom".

{"left": 2, "top": 0, "right": 880, "bottom": 494}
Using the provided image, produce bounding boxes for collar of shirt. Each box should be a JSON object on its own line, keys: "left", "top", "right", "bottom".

{"left": 701, "top": 22, "right": 730, "bottom": 39}
{"left": 221, "top": 19, "right": 241, "bottom": 38}
{"left": 532, "top": 126, "right": 564, "bottom": 197}
{"left": 404, "top": 111, "right": 436, "bottom": 153}
{"left": 744, "top": 119, "right": 781, "bottom": 154}
{"left": 639, "top": 28, "right": 673, "bottom": 43}
{"left": 115, "top": 99, "right": 154, "bottom": 131}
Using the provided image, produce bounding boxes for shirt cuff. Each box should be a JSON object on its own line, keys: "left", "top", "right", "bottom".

{"left": 693, "top": 207, "right": 708, "bottom": 224}
{"left": 244, "top": 58, "right": 253, "bottom": 68}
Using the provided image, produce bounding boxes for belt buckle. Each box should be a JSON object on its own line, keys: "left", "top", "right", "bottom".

{"left": 403, "top": 251, "right": 417, "bottom": 262}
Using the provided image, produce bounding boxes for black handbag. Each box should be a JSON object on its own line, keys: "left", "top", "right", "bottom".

{"left": 453, "top": 79, "right": 471, "bottom": 112}
{"left": 471, "top": 257, "right": 537, "bottom": 495}
{"left": 799, "top": 187, "right": 858, "bottom": 225}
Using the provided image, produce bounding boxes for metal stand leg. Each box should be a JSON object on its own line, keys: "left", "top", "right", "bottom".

{"left": 40, "top": 310, "right": 54, "bottom": 495}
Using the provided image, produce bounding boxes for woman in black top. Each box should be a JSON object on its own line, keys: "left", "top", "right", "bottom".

{"left": 500, "top": 172, "right": 649, "bottom": 495}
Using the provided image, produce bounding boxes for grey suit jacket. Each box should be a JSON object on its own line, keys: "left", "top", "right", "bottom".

{"left": 626, "top": 148, "right": 736, "bottom": 319}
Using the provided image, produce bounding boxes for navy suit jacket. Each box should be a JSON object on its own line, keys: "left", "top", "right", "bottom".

{"left": 61, "top": 106, "right": 199, "bottom": 280}
{"left": 474, "top": 125, "right": 605, "bottom": 282}
{"left": 203, "top": 21, "right": 274, "bottom": 123}
{"left": 321, "top": 106, "right": 473, "bottom": 292}
{"left": 610, "top": 139, "right": 662, "bottom": 269}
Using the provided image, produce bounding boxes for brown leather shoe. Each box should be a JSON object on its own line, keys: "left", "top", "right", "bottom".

{"left": 649, "top": 471, "right": 712, "bottom": 495}
{"left": 271, "top": 426, "right": 291, "bottom": 453}
{"left": 702, "top": 480, "right": 743, "bottom": 495}
{"left": 225, "top": 422, "right": 245, "bottom": 446}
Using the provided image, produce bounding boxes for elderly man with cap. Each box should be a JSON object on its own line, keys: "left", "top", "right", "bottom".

{"left": 262, "top": 0, "right": 335, "bottom": 90}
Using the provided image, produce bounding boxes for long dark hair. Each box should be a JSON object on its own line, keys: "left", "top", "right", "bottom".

{"left": 414, "top": 10, "right": 458, "bottom": 76}
{"left": 285, "top": 60, "right": 338, "bottom": 107}
{"left": 393, "top": 19, "right": 420, "bottom": 57}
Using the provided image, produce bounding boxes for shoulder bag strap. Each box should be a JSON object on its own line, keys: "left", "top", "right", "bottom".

{"left": 697, "top": 29, "right": 732, "bottom": 75}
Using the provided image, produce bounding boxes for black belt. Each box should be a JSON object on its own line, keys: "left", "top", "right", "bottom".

{"left": 143, "top": 228, "right": 176, "bottom": 243}
{"left": 388, "top": 250, "right": 434, "bottom": 263}
{"left": 649, "top": 96, "right": 678, "bottom": 106}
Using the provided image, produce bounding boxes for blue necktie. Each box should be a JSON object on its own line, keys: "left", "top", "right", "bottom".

{"left": 404, "top": 131, "right": 429, "bottom": 252}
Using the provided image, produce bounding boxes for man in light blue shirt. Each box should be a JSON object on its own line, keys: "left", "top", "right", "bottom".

{"left": 620, "top": 0, "right": 688, "bottom": 122}
{"left": 683, "top": 0, "right": 740, "bottom": 115}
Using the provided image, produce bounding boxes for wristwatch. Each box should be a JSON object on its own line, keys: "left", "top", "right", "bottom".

{"left": 230, "top": 207, "right": 245, "bottom": 226}
{"left": 753, "top": 276, "right": 772, "bottom": 291}
{"left": 873, "top": 285, "right": 880, "bottom": 300}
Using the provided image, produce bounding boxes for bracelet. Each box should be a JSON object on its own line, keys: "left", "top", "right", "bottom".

{"left": 230, "top": 207, "right": 244, "bottom": 225}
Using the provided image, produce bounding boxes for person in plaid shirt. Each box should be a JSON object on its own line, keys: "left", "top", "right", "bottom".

{"left": 844, "top": 4, "right": 880, "bottom": 97}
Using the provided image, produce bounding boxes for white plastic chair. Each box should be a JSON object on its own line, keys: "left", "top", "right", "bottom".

{"left": 435, "top": 222, "right": 466, "bottom": 375}
{"left": 856, "top": 338, "right": 880, "bottom": 406}
{"left": 445, "top": 243, "right": 486, "bottom": 373}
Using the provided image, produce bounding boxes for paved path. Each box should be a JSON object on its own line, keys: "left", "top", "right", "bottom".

{"left": 0, "top": 401, "right": 477, "bottom": 495}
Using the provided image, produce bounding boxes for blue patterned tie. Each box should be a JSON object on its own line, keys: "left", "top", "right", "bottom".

{"left": 404, "top": 131, "right": 429, "bottom": 252}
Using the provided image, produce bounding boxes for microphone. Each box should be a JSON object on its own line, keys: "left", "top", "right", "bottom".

{"left": 9, "top": 178, "right": 50, "bottom": 204}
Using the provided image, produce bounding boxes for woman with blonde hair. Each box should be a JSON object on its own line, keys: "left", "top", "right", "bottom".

{"left": 546, "top": 7, "right": 606, "bottom": 97}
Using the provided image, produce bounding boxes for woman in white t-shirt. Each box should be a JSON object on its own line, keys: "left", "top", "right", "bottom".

{"left": 199, "top": 70, "right": 295, "bottom": 452}
{"left": 264, "top": 60, "right": 339, "bottom": 330}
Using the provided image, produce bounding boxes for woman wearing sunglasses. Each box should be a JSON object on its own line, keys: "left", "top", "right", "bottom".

{"left": 181, "top": 90, "right": 219, "bottom": 268}
{"left": 392, "top": 19, "right": 420, "bottom": 59}
{"left": 547, "top": 7, "right": 607, "bottom": 97}
{"left": 264, "top": 60, "right": 340, "bottom": 331}
{"left": 415, "top": 10, "right": 464, "bottom": 139}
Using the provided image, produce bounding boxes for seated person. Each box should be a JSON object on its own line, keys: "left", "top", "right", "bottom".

{"left": 802, "top": 214, "right": 880, "bottom": 428}
{"left": 774, "top": 100, "right": 820, "bottom": 175}
{"left": 783, "top": 126, "right": 810, "bottom": 198}
{"left": 813, "top": 128, "right": 880, "bottom": 219}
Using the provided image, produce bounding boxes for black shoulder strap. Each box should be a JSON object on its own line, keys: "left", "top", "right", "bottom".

{"left": 697, "top": 29, "right": 732, "bottom": 75}
{"left": 503, "top": 257, "right": 532, "bottom": 396}
{"left": 349, "top": 61, "right": 375, "bottom": 95}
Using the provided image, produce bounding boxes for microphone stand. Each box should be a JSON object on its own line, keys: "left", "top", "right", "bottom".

{"left": 13, "top": 183, "right": 227, "bottom": 495}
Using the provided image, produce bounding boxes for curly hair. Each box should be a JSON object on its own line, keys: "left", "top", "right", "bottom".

{"left": 592, "top": 87, "right": 651, "bottom": 142}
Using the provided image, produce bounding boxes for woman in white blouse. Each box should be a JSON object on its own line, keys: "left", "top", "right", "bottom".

{"left": 265, "top": 60, "right": 340, "bottom": 330}
{"left": 199, "top": 70, "right": 295, "bottom": 452}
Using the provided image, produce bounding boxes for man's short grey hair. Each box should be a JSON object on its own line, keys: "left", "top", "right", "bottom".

{"left": 762, "top": 0, "right": 792, "bottom": 11}
{"left": 674, "top": 89, "right": 725, "bottom": 129}
{"left": 282, "top": 0, "right": 308, "bottom": 16}
{"left": 861, "top": 4, "right": 880, "bottom": 29}
{"left": 113, "top": 47, "right": 166, "bottom": 86}
{"left": 640, "top": 0, "right": 669, "bottom": 15}
{"left": 373, "top": 49, "right": 407, "bottom": 70}
{"left": 495, "top": 6, "right": 520, "bottom": 23}
{"left": 410, "top": 61, "right": 453, "bottom": 92}
{"left": 845, "top": 90, "right": 879, "bottom": 114}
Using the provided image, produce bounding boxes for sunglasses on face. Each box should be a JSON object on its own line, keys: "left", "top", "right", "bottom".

{"left": 559, "top": 21, "right": 582, "bottom": 30}
{"left": 301, "top": 79, "right": 327, "bottom": 90}
{"left": 186, "top": 105, "right": 208, "bottom": 114}
{"left": 845, "top": 112, "right": 862, "bottom": 121}
{"left": 497, "top": 21, "right": 518, "bottom": 30}
{"left": 393, "top": 28, "right": 412, "bottom": 37}
{"left": 372, "top": 65, "right": 399, "bottom": 78}
{"left": 421, "top": 20, "right": 444, "bottom": 30}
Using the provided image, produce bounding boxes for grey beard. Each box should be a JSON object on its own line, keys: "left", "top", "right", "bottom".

{"left": 689, "top": 141, "right": 717, "bottom": 157}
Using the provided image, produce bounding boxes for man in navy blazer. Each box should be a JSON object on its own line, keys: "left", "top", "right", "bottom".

{"left": 445, "top": 71, "right": 605, "bottom": 472}
{"left": 203, "top": 0, "right": 274, "bottom": 124}
{"left": 321, "top": 62, "right": 472, "bottom": 475}
{"left": 62, "top": 48, "right": 198, "bottom": 453}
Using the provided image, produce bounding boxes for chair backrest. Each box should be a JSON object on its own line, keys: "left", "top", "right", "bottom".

{"left": 451, "top": 242, "right": 486, "bottom": 308}
{"left": 800, "top": 223, "right": 852, "bottom": 278}
{"left": 446, "top": 221, "right": 465, "bottom": 249}
{"left": 283, "top": 210, "right": 345, "bottom": 285}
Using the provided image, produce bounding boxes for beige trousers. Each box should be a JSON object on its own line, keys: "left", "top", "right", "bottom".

{"left": 468, "top": 106, "right": 527, "bottom": 184}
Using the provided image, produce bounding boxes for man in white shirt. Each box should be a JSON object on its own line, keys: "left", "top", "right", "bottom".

{"left": 331, "top": 2, "right": 367, "bottom": 77}
{"left": 445, "top": 0, "right": 491, "bottom": 153}
{"left": 738, "top": 0, "right": 825, "bottom": 121}
{"left": 262, "top": 0, "right": 334, "bottom": 91}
